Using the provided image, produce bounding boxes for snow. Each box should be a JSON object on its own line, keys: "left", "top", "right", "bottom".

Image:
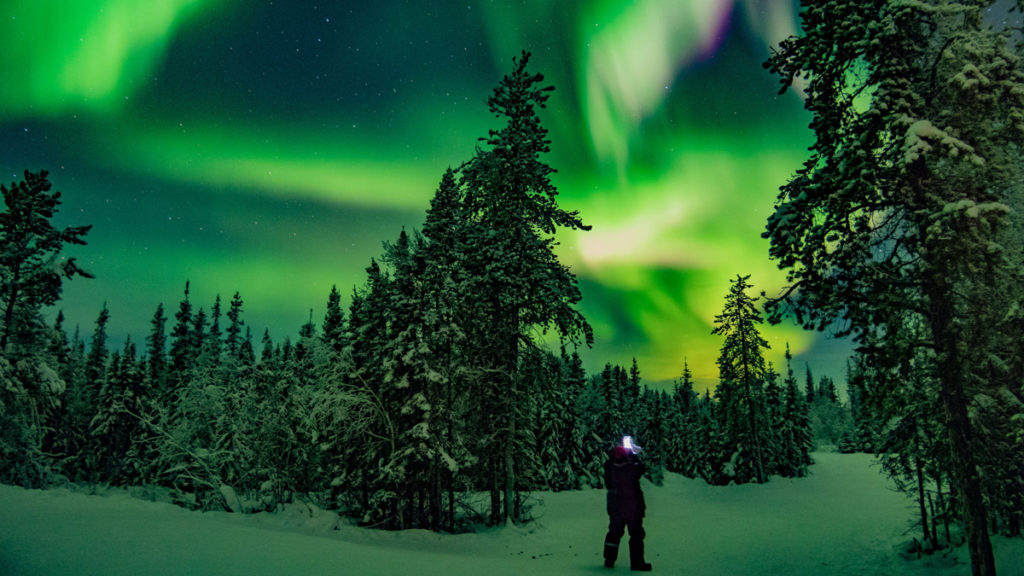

{"left": 1, "top": 453, "right": 1022, "bottom": 576}
{"left": 941, "top": 199, "right": 1011, "bottom": 219}
{"left": 900, "top": 118, "right": 983, "bottom": 166}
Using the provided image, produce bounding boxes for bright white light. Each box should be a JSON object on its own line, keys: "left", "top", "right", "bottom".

{"left": 623, "top": 435, "right": 641, "bottom": 453}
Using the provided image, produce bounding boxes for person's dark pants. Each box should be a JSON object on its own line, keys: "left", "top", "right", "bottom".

{"left": 604, "top": 515, "right": 645, "bottom": 568}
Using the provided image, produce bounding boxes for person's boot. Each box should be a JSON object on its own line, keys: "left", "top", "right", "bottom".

{"left": 603, "top": 542, "right": 619, "bottom": 568}
{"left": 629, "top": 538, "right": 652, "bottom": 571}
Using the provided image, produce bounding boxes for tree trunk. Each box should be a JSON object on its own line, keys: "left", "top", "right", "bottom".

{"left": 447, "top": 480, "right": 455, "bottom": 533}
{"left": 928, "top": 491, "right": 938, "bottom": 549}
{"left": 430, "top": 466, "right": 441, "bottom": 532}
{"left": 445, "top": 374, "right": 456, "bottom": 532}
{"left": 502, "top": 307, "right": 520, "bottom": 525}
{"left": 915, "top": 457, "right": 932, "bottom": 546}
{"left": 504, "top": 370, "right": 516, "bottom": 524}
{"left": 939, "top": 373, "right": 995, "bottom": 575}
{"left": 489, "top": 452, "right": 500, "bottom": 525}
{"left": 929, "top": 284, "right": 997, "bottom": 576}
{"left": 937, "top": 471, "right": 951, "bottom": 545}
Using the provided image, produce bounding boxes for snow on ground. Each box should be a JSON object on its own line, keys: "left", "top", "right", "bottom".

{"left": 1, "top": 453, "right": 1021, "bottom": 576}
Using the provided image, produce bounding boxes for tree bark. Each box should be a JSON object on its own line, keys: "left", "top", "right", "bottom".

{"left": 502, "top": 304, "right": 520, "bottom": 525}
{"left": 929, "top": 284, "right": 997, "bottom": 576}
{"left": 504, "top": 358, "right": 518, "bottom": 524}
{"left": 446, "top": 371, "right": 456, "bottom": 532}
{"left": 915, "top": 457, "right": 932, "bottom": 546}
{"left": 939, "top": 373, "right": 995, "bottom": 575}
{"left": 489, "top": 451, "right": 500, "bottom": 525}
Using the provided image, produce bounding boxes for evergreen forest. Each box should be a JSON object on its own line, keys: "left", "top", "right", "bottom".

{"left": 1, "top": 54, "right": 818, "bottom": 532}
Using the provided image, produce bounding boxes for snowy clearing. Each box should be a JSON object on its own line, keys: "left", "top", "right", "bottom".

{"left": 1, "top": 453, "right": 1021, "bottom": 576}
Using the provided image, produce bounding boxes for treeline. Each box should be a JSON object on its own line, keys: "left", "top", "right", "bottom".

{"left": 32, "top": 286, "right": 611, "bottom": 529}
{"left": 15, "top": 277, "right": 818, "bottom": 530}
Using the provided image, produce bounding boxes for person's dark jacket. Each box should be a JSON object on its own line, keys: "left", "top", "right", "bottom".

{"left": 604, "top": 449, "right": 646, "bottom": 522}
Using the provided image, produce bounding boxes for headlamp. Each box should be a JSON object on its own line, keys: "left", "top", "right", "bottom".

{"left": 622, "top": 435, "right": 641, "bottom": 453}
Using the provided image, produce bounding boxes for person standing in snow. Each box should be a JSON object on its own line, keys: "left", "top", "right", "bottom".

{"left": 603, "top": 439, "right": 652, "bottom": 571}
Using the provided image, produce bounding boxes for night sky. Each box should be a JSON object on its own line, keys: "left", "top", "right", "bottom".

{"left": 0, "top": 0, "right": 854, "bottom": 390}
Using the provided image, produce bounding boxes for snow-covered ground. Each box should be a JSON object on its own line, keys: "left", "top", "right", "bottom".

{"left": 1, "top": 453, "right": 1021, "bottom": 576}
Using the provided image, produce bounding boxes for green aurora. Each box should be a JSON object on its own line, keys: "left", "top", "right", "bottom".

{"left": 0, "top": 0, "right": 853, "bottom": 389}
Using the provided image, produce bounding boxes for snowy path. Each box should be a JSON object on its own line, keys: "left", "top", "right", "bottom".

{"left": 1, "top": 453, "right": 1021, "bottom": 576}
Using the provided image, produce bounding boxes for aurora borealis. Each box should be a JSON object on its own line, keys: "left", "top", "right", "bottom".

{"left": 0, "top": 0, "right": 852, "bottom": 389}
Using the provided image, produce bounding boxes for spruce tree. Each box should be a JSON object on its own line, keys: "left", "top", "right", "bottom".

{"left": 841, "top": 356, "right": 875, "bottom": 454}
{"left": 764, "top": 1, "right": 1024, "bottom": 569}
{"left": 667, "top": 360, "right": 700, "bottom": 478}
{"left": 75, "top": 304, "right": 111, "bottom": 480}
{"left": 85, "top": 304, "right": 110, "bottom": 390}
{"left": 415, "top": 170, "right": 476, "bottom": 530}
{"left": 336, "top": 260, "right": 396, "bottom": 523}
{"left": 639, "top": 387, "right": 667, "bottom": 486}
{"left": 167, "top": 282, "right": 194, "bottom": 391}
{"left": 0, "top": 170, "right": 91, "bottom": 353}
{"left": 804, "top": 364, "right": 815, "bottom": 405}
{"left": 293, "top": 309, "right": 317, "bottom": 388}
{"left": 712, "top": 274, "right": 770, "bottom": 484}
{"left": 239, "top": 327, "right": 255, "bottom": 368}
{"left": 321, "top": 285, "right": 346, "bottom": 355}
{"left": 91, "top": 338, "right": 146, "bottom": 484}
{"left": 692, "top": 390, "right": 730, "bottom": 486}
{"left": 369, "top": 228, "right": 438, "bottom": 528}
{"left": 146, "top": 304, "right": 168, "bottom": 401}
{"left": 459, "top": 51, "right": 592, "bottom": 524}
{"left": 54, "top": 324, "right": 88, "bottom": 481}
{"left": 819, "top": 376, "right": 837, "bottom": 404}
{"left": 762, "top": 363, "right": 784, "bottom": 476}
{"left": 595, "top": 363, "right": 621, "bottom": 443}
{"left": 225, "top": 292, "right": 245, "bottom": 361}
{"left": 135, "top": 303, "right": 168, "bottom": 484}
{"left": 562, "top": 350, "right": 593, "bottom": 487}
{"left": 520, "top": 347, "right": 551, "bottom": 491}
{"left": 780, "top": 344, "right": 813, "bottom": 476}
{"left": 41, "top": 312, "right": 75, "bottom": 474}
{"left": 259, "top": 329, "right": 275, "bottom": 365}
{"left": 208, "top": 295, "right": 223, "bottom": 360}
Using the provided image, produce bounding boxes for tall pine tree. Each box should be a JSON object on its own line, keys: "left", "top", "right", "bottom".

{"left": 459, "top": 51, "right": 592, "bottom": 524}
{"left": 712, "top": 274, "right": 770, "bottom": 484}
{"left": 764, "top": 1, "right": 1024, "bottom": 571}
{"left": 0, "top": 170, "right": 91, "bottom": 486}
